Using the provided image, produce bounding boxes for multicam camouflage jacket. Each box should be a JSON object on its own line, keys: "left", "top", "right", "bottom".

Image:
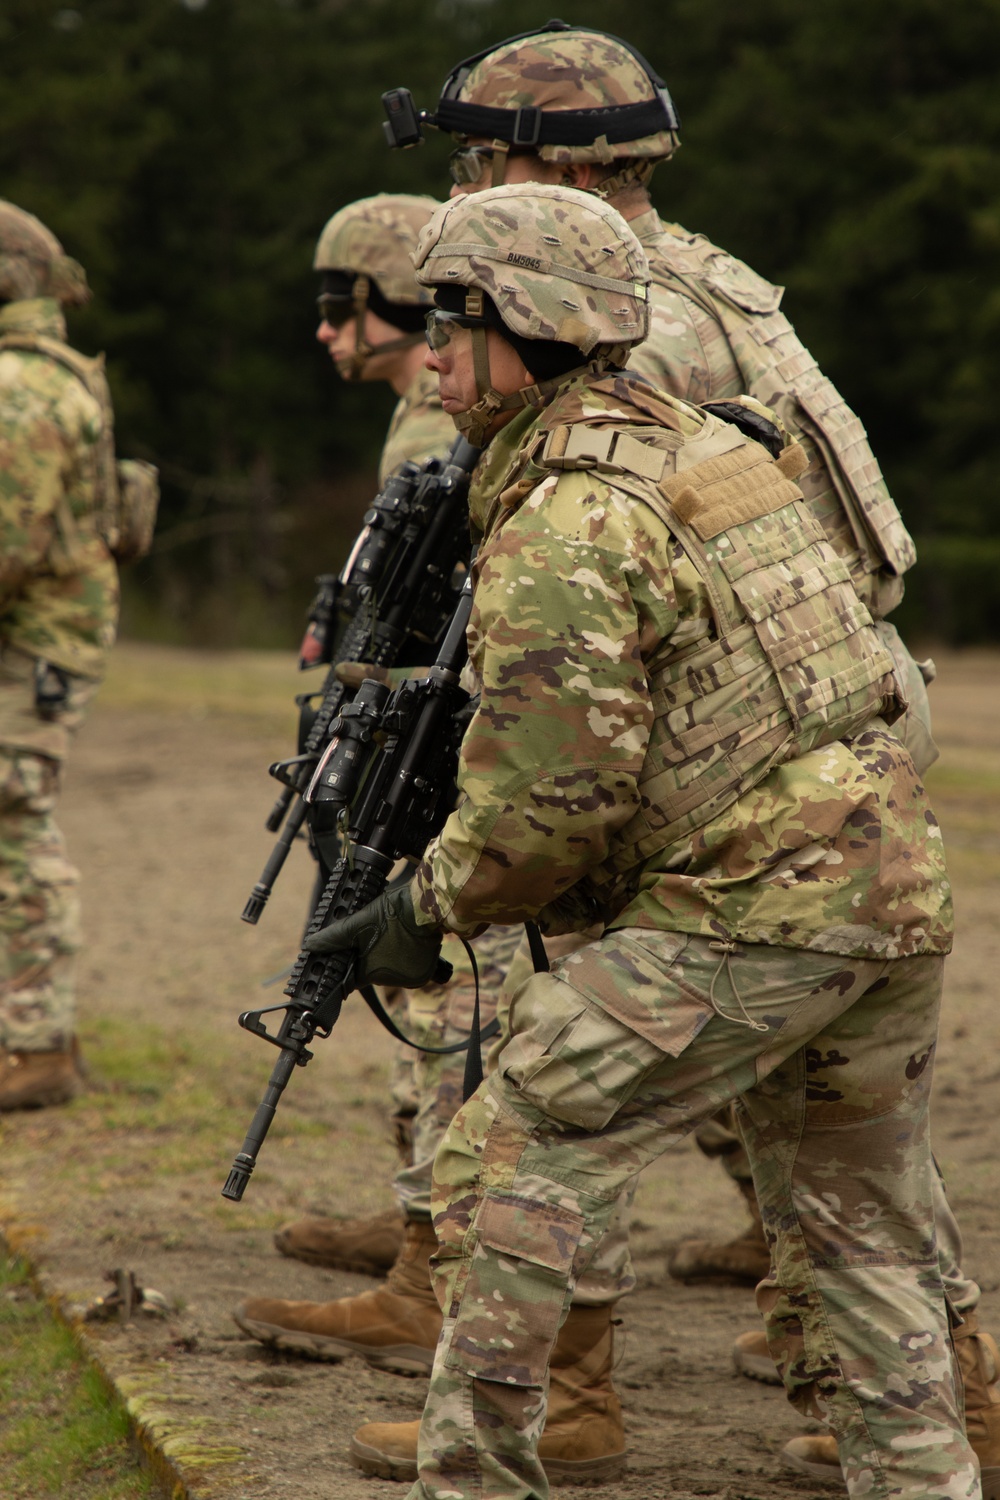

{"left": 412, "top": 369, "right": 953, "bottom": 961}
{"left": 0, "top": 299, "right": 119, "bottom": 694}
{"left": 626, "top": 209, "right": 914, "bottom": 619}
{"left": 377, "top": 363, "right": 455, "bottom": 486}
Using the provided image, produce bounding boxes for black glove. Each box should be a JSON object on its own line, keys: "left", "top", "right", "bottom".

{"left": 303, "top": 880, "right": 444, "bottom": 988}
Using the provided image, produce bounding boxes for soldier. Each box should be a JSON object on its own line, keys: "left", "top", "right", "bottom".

{"left": 328, "top": 184, "right": 983, "bottom": 1500}
{"left": 282, "top": 190, "right": 465, "bottom": 1266}
{"left": 277, "top": 182, "right": 982, "bottom": 1500}
{"left": 271, "top": 193, "right": 535, "bottom": 1397}
{"left": 0, "top": 201, "right": 157, "bottom": 1111}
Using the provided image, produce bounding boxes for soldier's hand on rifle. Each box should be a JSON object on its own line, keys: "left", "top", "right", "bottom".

{"left": 303, "top": 880, "right": 444, "bottom": 987}
{"left": 333, "top": 661, "right": 392, "bottom": 689}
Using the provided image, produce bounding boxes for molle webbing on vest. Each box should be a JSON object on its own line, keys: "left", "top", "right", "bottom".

{"left": 660, "top": 430, "right": 805, "bottom": 541}
{"left": 537, "top": 416, "right": 899, "bottom": 912}
{"left": 0, "top": 332, "right": 120, "bottom": 553}
{"left": 647, "top": 228, "right": 916, "bottom": 596}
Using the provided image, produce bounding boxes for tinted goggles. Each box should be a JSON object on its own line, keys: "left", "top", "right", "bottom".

{"left": 316, "top": 294, "right": 355, "bottom": 328}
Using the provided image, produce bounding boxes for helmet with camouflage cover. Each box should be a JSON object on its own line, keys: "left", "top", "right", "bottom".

{"left": 414, "top": 183, "right": 650, "bottom": 444}
{"left": 313, "top": 193, "right": 439, "bottom": 380}
{"left": 0, "top": 200, "right": 90, "bottom": 307}
{"left": 427, "top": 19, "right": 679, "bottom": 194}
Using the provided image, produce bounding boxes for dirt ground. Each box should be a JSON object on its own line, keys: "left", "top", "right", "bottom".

{"left": 1, "top": 642, "right": 998, "bottom": 1500}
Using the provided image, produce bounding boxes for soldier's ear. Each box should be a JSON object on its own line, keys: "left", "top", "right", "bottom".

{"left": 561, "top": 163, "right": 595, "bottom": 191}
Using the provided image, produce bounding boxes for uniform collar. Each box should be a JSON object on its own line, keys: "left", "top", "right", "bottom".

{"left": 0, "top": 297, "right": 68, "bottom": 342}
{"left": 628, "top": 207, "right": 664, "bottom": 246}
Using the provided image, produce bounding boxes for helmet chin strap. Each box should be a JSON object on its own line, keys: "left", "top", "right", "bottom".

{"left": 591, "top": 157, "right": 658, "bottom": 200}
{"left": 450, "top": 290, "right": 601, "bottom": 447}
{"left": 339, "top": 273, "right": 424, "bottom": 382}
{"left": 489, "top": 139, "right": 510, "bottom": 187}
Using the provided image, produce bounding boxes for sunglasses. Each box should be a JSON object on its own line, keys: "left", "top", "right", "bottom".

{"left": 424, "top": 309, "right": 489, "bottom": 352}
{"left": 316, "top": 294, "right": 355, "bottom": 328}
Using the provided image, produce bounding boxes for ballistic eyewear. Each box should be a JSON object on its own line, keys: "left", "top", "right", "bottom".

{"left": 424, "top": 309, "right": 489, "bottom": 352}
{"left": 447, "top": 143, "right": 531, "bottom": 187}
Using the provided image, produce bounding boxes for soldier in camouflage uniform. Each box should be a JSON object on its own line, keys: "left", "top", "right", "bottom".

{"left": 280, "top": 191, "right": 461, "bottom": 1263}
{"left": 269, "top": 196, "right": 532, "bottom": 1374}
{"left": 0, "top": 201, "right": 155, "bottom": 1110}
{"left": 277, "top": 183, "right": 982, "bottom": 1500}
{"left": 240, "top": 27, "right": 1000, "bottom": 1492}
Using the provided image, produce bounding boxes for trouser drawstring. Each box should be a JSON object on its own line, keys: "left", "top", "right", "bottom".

{"left": 708, "top": 939, "right": 769, "bottom": 1033}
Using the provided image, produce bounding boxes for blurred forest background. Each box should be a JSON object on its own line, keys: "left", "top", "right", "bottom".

{"left": 4, "top": 0, "right": 999, "bottom": 646}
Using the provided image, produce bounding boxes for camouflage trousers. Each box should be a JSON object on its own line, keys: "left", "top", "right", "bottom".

{"left": 413, "top": 931, "right": 978, "bottom": 1500}
{"left": 0, "top": 747, "right": 80, "bottom": 1052}
{"left": 394, "top": 925, "right": 635, "bottom": 1306}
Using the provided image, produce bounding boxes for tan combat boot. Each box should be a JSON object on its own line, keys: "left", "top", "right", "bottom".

{"left": 274, "top": 1206, "right": 405, "bottom": 1275}
{"left": 731, "top": 1326, "right": 781, "bottom": 1385}
{"left": 668, "top": 1178, "right": 771, "bottom": 1285}
{"left": 781, "top": 1311, "right": 1000, "bottom": 1500}
{"left": 0, "top": 1041, "right": 83, "bottom": 1111}
{"left": 349, "top": 1304, "right": 627, "bottom": 1486}
{"left": 234, "top": 1216, "right": 440, "bottom": 1374}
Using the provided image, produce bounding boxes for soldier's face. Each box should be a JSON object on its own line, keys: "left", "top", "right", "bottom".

{"left": 425, "top": 323, "right": 534, "bottom": 429}
{"left": 317, "top": 307, "right": 405, "bottom": 382}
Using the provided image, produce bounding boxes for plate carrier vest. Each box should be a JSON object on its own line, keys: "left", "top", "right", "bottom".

{"left": 536, "top": 411, "right": 902, "bottom": 913}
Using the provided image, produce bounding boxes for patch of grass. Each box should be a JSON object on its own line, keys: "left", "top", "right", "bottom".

{"left": 48, "top": 1011, "right": 391, "bottom": 1200}
{"left": 0, "top": 1254, "right": 156, "bottom": 1499}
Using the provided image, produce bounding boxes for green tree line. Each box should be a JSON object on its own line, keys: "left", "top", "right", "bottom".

{"left": 3, "top": 0, "right": 999, "bottom": 643}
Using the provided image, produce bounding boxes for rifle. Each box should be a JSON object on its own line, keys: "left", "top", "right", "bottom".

{"left": 241, "top": 435, "right": 478, "bottom": 925}
{"left": 223, "top": 577, "right": 474, "bottom": 1202}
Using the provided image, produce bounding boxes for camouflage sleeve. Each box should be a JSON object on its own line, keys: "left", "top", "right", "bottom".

{"left": 0, "top": 361, "right": 118, "bottom": 678}
{"left": 411, "top": 472, "right": 677, "bottom": 935}
{"left": 626, "top": 283, "right": 744, "bottom": 405}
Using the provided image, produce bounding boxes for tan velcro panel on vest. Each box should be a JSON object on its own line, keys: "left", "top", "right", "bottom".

{"left": 660, "top": 433, "right": 805, "bottom": 541}
{"left": 540, "top": 423, "right": 674, "bottom": 481}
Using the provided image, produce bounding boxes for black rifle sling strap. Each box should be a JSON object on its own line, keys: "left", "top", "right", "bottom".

{"left": 359, "top": 930, "right": 500, "bottom": 1086}
{"left": 525, "top": 920, "right": 550, "bottom": 973}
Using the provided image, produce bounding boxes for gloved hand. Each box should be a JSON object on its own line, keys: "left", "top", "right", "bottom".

{"left": 303, "top": 880, "right": 444, "bottom": 988}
